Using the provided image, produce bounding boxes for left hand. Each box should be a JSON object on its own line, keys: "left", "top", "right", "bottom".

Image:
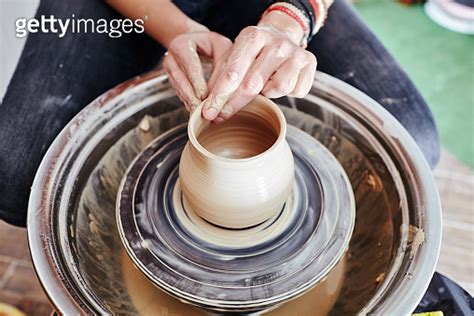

{"left": 202, "top": 24, "right": 317, "bottom": 122}
{"left": 163, "top": 30, "right": 232, "bottom": 112}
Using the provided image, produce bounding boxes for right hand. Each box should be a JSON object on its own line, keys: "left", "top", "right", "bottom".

{"left": 163, "top": 31, "right": 233, "bottom": 111}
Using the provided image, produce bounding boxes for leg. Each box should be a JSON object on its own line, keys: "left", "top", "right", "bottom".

{"left": 308, "top": 0, "right": 441, "bottom": 168}
{"left": 0, "top": 0, "right": 164, "bottom": 226}
{"left": 200, "top": 0, "right": 272, "bottom": 40}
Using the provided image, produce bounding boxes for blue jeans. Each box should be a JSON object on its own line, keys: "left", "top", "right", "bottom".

{"left": 0, "top": 0, "right": 440, "bottom": 226}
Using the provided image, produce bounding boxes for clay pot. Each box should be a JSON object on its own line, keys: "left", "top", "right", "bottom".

{"left": 179, "top": 96, "right": 295, "bottom": 229}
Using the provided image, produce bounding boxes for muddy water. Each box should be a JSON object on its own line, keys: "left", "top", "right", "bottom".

{"left": 75, "top": 102, "right": 397, "bottom": 315}
{"left": 120, "top": 250, "right": 205, "bottom": 316}
{"left": 121, "top": 249, "right": 346, "bottom": 316}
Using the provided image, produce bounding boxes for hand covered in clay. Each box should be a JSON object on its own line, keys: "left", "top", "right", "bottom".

{"left": 163, "top": 29, "right": 232, "bottom": 111}
{"left": 202, "top": 17, "right": 317, "bottom": 122}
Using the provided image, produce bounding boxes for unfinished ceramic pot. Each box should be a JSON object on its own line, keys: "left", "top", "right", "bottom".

{"left": 116, "top": 122, "right": 354, "bottom": 312}
{"left": 179, "top": 96, "right": 294, "bottom": 229}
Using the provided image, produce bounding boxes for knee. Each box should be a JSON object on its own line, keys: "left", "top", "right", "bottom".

{"left": 0, "top": 146, "right": 34, "bottom": 227}
{"left": 417, "top": 124, "right": 441, "bottom": 169}
{"left": 409, "top": 105, "right": 440, "bottom": 169}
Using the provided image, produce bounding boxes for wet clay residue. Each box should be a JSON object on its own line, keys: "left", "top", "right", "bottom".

{"left": 121, "top": 248, "right": 347, "bottom": 316}
{"left": 281, "top": 106, "right": 400, "bottom": 315}
{"left": 197, "top": 110, "right": 278, "bottom": 158}
{"left": 408, "top": 224, "right": 426, "bottom": 259}
{"left": 72, "top": 98, "right": 404, "bottom": 315}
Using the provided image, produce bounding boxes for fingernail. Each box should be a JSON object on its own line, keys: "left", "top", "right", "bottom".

{"left": 196, "top": 85, "right": 207, "bottom": 100}
{"left": 264, "top": 89, "right": 280, "bottom": 99}
{"left": 200, "top": 85, "right": 209, "bottom": 99}
{"left": 212, "top": 117, "right": 225, "bottom": 124}
{"left": 203, "top": 106, "right": 218, "bottom": 120}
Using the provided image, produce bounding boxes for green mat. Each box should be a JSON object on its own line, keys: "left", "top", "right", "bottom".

{"left": 354, "top": 0, "right": 474, "bottom": 167}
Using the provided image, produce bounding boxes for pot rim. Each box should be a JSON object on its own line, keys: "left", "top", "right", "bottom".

{"left": 187, "top": 95, "right": 288, "bottom": 163}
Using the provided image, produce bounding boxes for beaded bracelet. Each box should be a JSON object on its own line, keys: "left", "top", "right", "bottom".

{"left": 310, "top": 0, "right": 327, "bottom": 35}
{"left": 261, "top": 2, "right": 311, "bottom": 47}
{"left": 265, "top": 0, "right": 329, "bottom": 43}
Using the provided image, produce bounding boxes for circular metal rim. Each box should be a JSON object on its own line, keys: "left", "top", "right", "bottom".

{"left": 116, "top": 123, "right": 355, "bottom": 311}
{"left": 27, "top": 70, "right": 442, "bottom": 315}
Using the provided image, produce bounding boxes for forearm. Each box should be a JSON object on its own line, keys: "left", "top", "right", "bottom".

{"left": 106, "top": 0, "right": 207, "bottom": 48}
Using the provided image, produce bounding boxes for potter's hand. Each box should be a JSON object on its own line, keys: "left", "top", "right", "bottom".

{"left": 163, "top": 30, "right": 232, "bottom": 111}
{"left": 202, "top": 11, "right": 317, "bottom": 122}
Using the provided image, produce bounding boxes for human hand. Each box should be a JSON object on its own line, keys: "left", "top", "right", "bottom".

{"left": 163, "top": 30, "right": 232, "bottom": 111}
{"left": 202, "top": 15, "right": 317, "bottom": 122}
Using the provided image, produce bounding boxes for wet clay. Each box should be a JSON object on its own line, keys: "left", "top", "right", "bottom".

{"left": 121, "top": 250, "right": 205, "bottom": 316}
{"left": 121, "top": 249, "right": 346, "bottom": 316}
{"left": 180, "top": 97, "right": 294, "bottom": 229}
{"left": 118, "top": 120, "right": 353, "bottom": 310}
{"left": 197, "top": 110, "right": 278, "bottom": 159}
{"left": 74, "top": 99, "right": 400, "bottom": 315}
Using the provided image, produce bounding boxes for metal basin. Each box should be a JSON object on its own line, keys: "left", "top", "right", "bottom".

{"left": 27, "top": 70, "right": 442, "bottom": 315}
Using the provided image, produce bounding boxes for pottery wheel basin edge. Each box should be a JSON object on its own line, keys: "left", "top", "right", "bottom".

{"left": 27, "top": 70, "right": 442, "bottom": 315}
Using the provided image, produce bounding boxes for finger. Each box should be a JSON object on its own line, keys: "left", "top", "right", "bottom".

{"left": 261, "top": 52, "right": 308, "bottom": 99}
{"left": 207, "top": 53, "right": 230, "bottom": 92}
{"left": 218, "top": 42, "right": 294, "bottom": 118}
{"left": 288, "top": 52, "right": 317, "bottom": 98}
{"left": 203, "top": 27, "right": 267, "bottom": 120}
{"left": 209, "top": 32, "right": 233, "bottom": 60}
{"left": 207, "top": 33, "right": 233, "bottom": 91}
{"left": 163, "top": 54, "right": 201, "bottom": 111}
{"left": 168, "top": 34, "right": 210, "bottom": 99}
{"left": 212, "top": 117, "right": 225, "bottom": 124}
{"left": 168, "top": 75, "right": 193, "bottom": 112}
{"left": 207, "top": 57, "right": 226, "bottom": 93}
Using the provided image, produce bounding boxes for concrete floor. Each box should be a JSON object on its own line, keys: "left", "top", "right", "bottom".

{"left": 434, "top": 150, "right": 474, "bottom": 294}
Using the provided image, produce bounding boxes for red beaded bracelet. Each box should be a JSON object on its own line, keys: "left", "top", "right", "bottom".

{"left": 308, "top": 0, "right": 320, "bottom": 19}
{"left": 262, "top": 5, "right": 309, "bottom": 33}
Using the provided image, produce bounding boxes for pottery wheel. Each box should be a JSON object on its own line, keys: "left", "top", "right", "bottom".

{"left": 117, "top": 123, "right": 355, "bottom": 312}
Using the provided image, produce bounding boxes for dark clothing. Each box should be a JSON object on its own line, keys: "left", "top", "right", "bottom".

{"left": 0, "top": 0, "right": 440, "bottom": 226}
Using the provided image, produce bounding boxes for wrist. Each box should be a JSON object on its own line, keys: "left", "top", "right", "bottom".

{"left": 258, "top": 10, "right": 306, "bottom": 46}
{"left": 259, "top": 1, "right": 330, "bottom": 44}
{"left": 163, "top": 18, "right": 209, "bottom": 48}
{"left": 185, "top": 18, "right": 210, "bottom": 33}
